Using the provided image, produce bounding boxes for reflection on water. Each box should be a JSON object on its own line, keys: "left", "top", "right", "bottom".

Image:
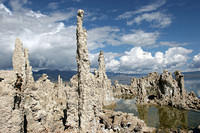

{"left": 158, "top": 106, "right": 187, "bottom": 129}
{"left": 137, "top": 105, "right": 160, "bottom": 128}
{"left": 137, "top": 105, "right": 188, "bottom": 129}
{"left": 107, "top": 99, "right": 200, "bottom": 129}
{"left": 106, "top": 77, "right": 200, "bottom": 129}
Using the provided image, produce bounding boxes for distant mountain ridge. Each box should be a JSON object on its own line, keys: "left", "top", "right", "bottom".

{"left": 33, "top": 69, "right": 147, "bottom": 84}
{"left": 33, "top": 69, "right": 77, "bottom": 82}
{"left": 33, "top": 69, "right": 200, "bottom": 84}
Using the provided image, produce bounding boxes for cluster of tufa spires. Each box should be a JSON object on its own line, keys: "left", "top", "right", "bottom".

{"left": 12, "top": 38, "right": 34, "bottom": 87}
{"left": 0, "top": 9, "right": 199, "bottom": 133}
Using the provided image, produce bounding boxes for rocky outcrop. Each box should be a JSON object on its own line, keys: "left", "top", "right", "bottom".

{"left": 12, "top": 38, "right": 25, "bottom": 75}
{"left": 24, "top": 73, "right": 68, "bottom": 132}
{"left": 185, "top": 91, "right": 200, "bottom": 110}
{"left": 174, "top": 70, "right": 186, "bottom": 98}
{"left": 98, "top": 110, "right": 154, "bottom": 133}
{"left": 24, "top": 48, "right": 34, "bottom": 87}
{"left": 95, "top": 51, "right": 114, "bottom": 106}
{"left": 114, "top": 70, "right": 200, "bottom": 110}
{"left": 136, "top": 79, "right": 148, "bottom": 104}
{"left": 12, "top": 38, "right": 34, "bottom": 87}
{"left": 0, "top": 71, "right": 23, "bottom": 133}
{"left": 156, "top": 70, "right": 200, "bottom": 110}
{"left": 113, "top": 80, "right": 136, "bottom": 99}
{"left": 66, "top": 74, "right": 79, "bottom": 130}
{"left": 113, "top": 72, "right": 160, "bottom": 100}
{"left": 132, "top": 72, "right": 160, "bottom": 102}
{"left": 0, "top": 39, "right": 69, "bottom": 132}
{"left": 0, "top": 39, "right": 33, "bottom": 133}
{"left": 73, "top": 9, "right": 100, "bottom": 132}
{"left": 64, "top": 9, "right": 154, "bottom": 133}
{"left": 71, "top": 9, "right": 154, "bottom": 133}
{"left": 156, "top": 70, "right": 186, "bottom": 109}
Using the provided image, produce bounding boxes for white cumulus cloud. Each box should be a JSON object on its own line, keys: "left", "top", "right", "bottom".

{"left": 104, "top": 47, "right": 192, "bottom": 73}
{"left": 0, "top": 3, "right": 78, "bottom": 70}
{"left": 0, "top": 2, "right": 126, "bottom": 71}
{"left": 121, "top": 30, "right": 159, "bottom": 46}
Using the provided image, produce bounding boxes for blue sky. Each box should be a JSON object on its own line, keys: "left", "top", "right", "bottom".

{"left": 0, "top": 0, "right": 200, "bottom": 73}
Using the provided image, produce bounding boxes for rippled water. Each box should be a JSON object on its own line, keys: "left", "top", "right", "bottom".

{"left": 106, "top": 98, "right": 200, "bottom": 129}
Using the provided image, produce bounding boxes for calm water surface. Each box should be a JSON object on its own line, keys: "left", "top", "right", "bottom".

{"left": 108, "top": 77, "right": 200, "bottom": 129}
{"left": 107, "top": 98, "right": 200, "bottom": 129}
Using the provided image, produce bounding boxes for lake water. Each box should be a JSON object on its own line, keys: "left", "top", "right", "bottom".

{"left": 106, "top": 98, "right": 200, "bottom": 130}
{"left": 107, "top": 78, "right": 200, "bottom": 130}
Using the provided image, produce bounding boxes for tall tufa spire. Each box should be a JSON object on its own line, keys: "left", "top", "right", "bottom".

{"left": 12, "top": 38, "right": 25, "bottom": 74}
{"left": 24, "top": 48, "right": 34, "bottom": 85}
{"left": 76, "top": 9, "right": 90, "bottom": 74}
{"left": 75, "top": 9, "right": 99, "bottom": 132}
{"left": 98, "top": 50, "right": 107, "bottom": 79}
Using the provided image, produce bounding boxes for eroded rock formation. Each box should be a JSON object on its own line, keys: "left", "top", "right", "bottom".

{"left": 12, "top": 38, "right": 25, "bottom": 75}
{"left": 75, "top": 9, "right": 100, "bottom": 132}
{"left": 24, "top": 73, "right": 68, "bottom": 132}
{"left": 24, "top": 48, "right": 34, "bottom": 87}
{"left": 95, "top": 51, "right": 114, "bottom": 106}
{"left": 113, "top": 80, "right": 136, "bottom": 99}
{"left": 1, "top": 8, "right": 200, "bottom": 132}
{"left": 113, "top": 70, "right": 200, "bottom": 110}
{"left": 0, "top": 9, "right": 155, "bottom": 133}
{"left": 0, "top": 70, "right": 23, "bottom": 133}
{"left": 65, "top": 9, "right": 153, "bottom": 132}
